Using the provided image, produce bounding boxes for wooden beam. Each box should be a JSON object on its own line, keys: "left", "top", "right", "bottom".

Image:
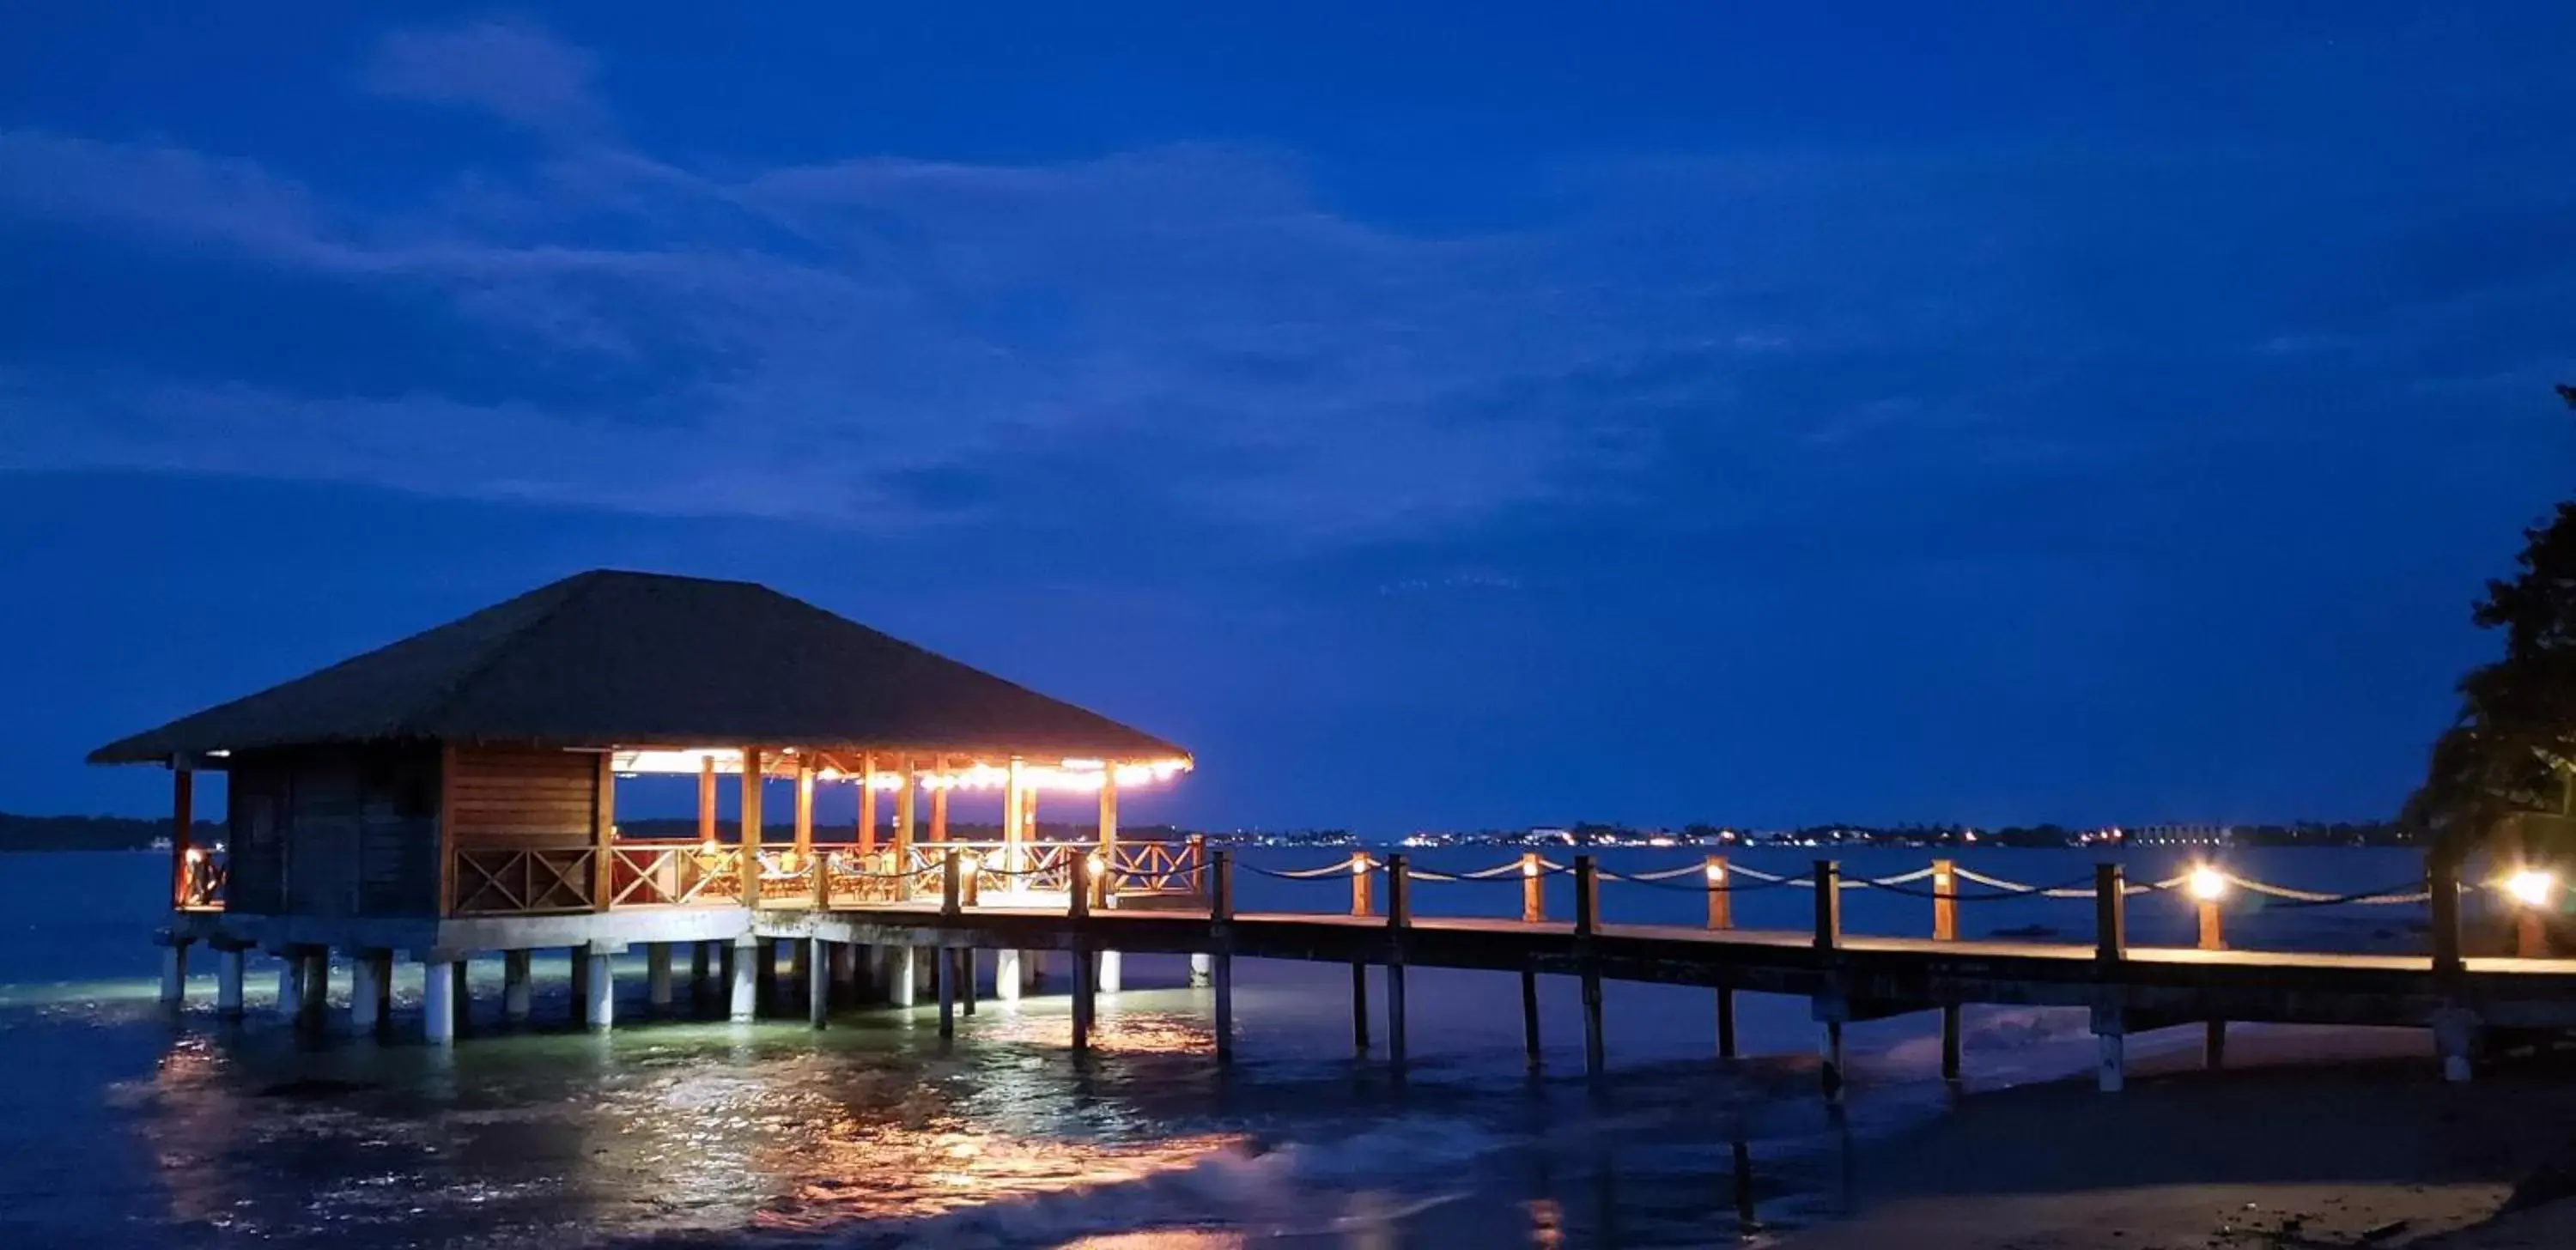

{"left": 168, "top": 768, "right": 194, "bottom": 909}
{"left": 894, "top": 756, "right": 915, "bottom": 865}
{"left": 591, "top": 752, "right": 616, "bottom": 911}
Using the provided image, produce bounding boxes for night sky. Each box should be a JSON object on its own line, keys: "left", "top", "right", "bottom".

{"left": 5, "top": 5, "right": 2573, "bottom": 832}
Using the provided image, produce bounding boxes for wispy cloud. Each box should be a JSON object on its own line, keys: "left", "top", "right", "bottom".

{"left": 356, "top": 18, "right": 613, "bottom": 143}
{"left": 3, "top": 15, "right": 2570, "bottom": 576}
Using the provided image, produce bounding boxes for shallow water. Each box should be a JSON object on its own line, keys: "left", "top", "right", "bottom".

{"left": 0, "top": 846, "right": 2429, "bottom": 1247}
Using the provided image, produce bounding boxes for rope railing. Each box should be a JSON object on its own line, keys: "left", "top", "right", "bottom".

{"left": 1227, "top": 853, "right": 2432, "bottom": 911}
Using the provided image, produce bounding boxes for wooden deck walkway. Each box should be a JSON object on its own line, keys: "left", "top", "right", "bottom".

{"left": 770, "top": 852, "right": 2576, "bottom": 1093}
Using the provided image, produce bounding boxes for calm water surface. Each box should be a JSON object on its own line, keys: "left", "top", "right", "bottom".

{"left": 0, "top": 846, "right": 2431, "bottom": 1248}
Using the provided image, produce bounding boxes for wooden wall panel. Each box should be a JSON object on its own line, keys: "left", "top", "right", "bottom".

{"left": 447, "top": 747, "right": 601, "bottom": 846}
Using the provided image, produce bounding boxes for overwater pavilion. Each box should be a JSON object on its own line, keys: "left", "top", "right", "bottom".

{"left": 90, "top": 569, "right": 1194, "bottom": 1040}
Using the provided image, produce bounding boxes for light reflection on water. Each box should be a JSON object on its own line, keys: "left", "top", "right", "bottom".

{"left": 14, "top": 846, "right": 2431, "bottom": 1247}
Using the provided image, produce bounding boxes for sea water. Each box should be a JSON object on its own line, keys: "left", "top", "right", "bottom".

{"left": 0, "top": 846, "right": 2429, "bottom": 1247}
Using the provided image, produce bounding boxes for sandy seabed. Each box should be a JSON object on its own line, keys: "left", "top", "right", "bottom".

{"left": 1779, "top": 1026, "right": 2576, "bottom": 1249}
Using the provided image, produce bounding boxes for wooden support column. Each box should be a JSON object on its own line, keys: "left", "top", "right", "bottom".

{"left": 1576, "top": 854, "right": 1605, "bottom": 1080}
{"left": 1069, "top": 852, "right": 1095, "bottom": 1053}
{"left": 1211, "top": 849, "right": 1235, "bottom": 1065}
{"left": 1522, "top": 968, "right": 1543, "bottom": 1070}
{"left": 2095, "top": 865, "right": 2129, "bottom": 1094}
{"left": 1522, "top": 852, "right": 1545, "bottom": 923}
{"left": 1098, "top": 769, "right": 1119, "bottom": 855}
{"left": 858, "top": 753, "right": 879, "bottom": 855}
{"left": 894, "top": 762, "right": 917, "bottom": 894}
{"left": 698, "top": 755, "right": 717, "bottom": 842}
{"left": 1386, "top": 853, "right": 1412, "bottom": 1071}
{"left": 739, "top": 747, "right": 766, "bottom": 908}
{"left": 927, "top": 755, "right": 947, "bottom": 843}
{"left": 1930, "top": 859, "right": 1956, "bottom": 941}
{"left": 1004, "top": 757, "right": 1025, "bottom": 866}
{"left": 592, "top": 753, "right": 616, "bottom": 911}
{"left": 793, "top": 762, "right": 816, "bottom": 856}
{"left": 503, "top": 950, "right": 533, "bottom": 1022}
{"left": 168, "top": 767, "right": 194, "bottom": 908}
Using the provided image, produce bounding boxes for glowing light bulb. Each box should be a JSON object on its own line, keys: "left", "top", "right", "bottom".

{"left": 1522, "top": 859, "right": 1540, "bottom": 879}
{"left": 1705, "top": 862, "right": 1727, "bottom": 883}
{"left": 2187, "top": 865, "right": 2227, "bottom": 901}
{"left": 1352, "top": 854, "right": 1370, "bottom": 875}
{"left": 2506, "top": 869, "right": 2555, "bottom": 907}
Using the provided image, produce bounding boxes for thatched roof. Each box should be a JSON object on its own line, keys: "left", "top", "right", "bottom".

{"left": 89, "top": 570, "right": 1188, "bottom": 766}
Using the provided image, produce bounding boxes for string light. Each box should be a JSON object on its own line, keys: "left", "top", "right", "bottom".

{"left": 2506, "top": 869, "right": 2555, "bottom": 907}
{"left": 2189, "top": 865, "right": 2227, "bottom": 901}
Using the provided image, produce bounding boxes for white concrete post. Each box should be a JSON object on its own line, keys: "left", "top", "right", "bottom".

{"left": 807, "top": 937, "right": 830, "bottom": 1029}
{"left": 647, "top": 943, "right": 674, "bottom": 1007}
{"left": 829, "top": 941, "right": 857, "bottom": 1001}
{"left": 159, "top": 941, "right": 190, "bottom": 1005}
{"left": 422, "top": 956, "right": 457, "bottom": 1046}
{"left": 276, "top": 956, "right": 304, "bottom": 1016}
{"left": 728, "top": 937, "right": 759, "bottom": 1022}
{"left": 585, "top": 950, "right": 615, "bottom": 1031}
{"left": 1188, "top": 952, "right": 1212, "bottom": 988}
{"left": 215, "top": 947, "right": 245, "bottom": 1016}
{"left": 889, "top": 946, "right": 918, "bottom": 1008}
{"left": 2093, "top": 1006, "right": 2127, "bottom": 1094}
{"left": 502, "top": 950, "right": 533, "bottom": 1022}
{"left": 1097, "top": 950, "right": 1123, "bottom": 995}
{"left": 349, "top": 952, "right": 386, "bottom": 1035}
{"left": 994, "top": 949, "right": 1023, "bottom": 1003}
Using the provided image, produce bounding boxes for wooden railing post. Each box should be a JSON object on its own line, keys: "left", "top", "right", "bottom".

{"left": 1351, "top": 852, "right": 1373, "bottom": 918}
{"left": 1573, "top": 855, "right": 1600, "bottom": 938}
{"left": 1813, "top": 860, "right": 1841, "bottom": 950}
{"left": 168, "top": 768, "right": 194, "bottom": 909}
{"left": 2197, "top": 893, "right": 2224, "bottom": 951}
{"left": 1211, "top": 849, "right": 1235, "bottom": 922}
{"left": 942, "top": 846, "right": 963, "bottom": 917}
{"left": 1522, "top": 852, "right": 1545, "bottom": 923}
{"left": 1387, "top": 854, "right": 1412, "bottom": 930}
{"left": 1930, "top": 858, "right": 1956, "bottom": 941}
{"left": 2095, "top": 864, "right": 2126, "bottom": 964}
{"left": 812, "top": 847, "right": 832, "bottom": 910}
{"left": 1706, "top": 854, "right": 1732, "bottom": 931}
{"left": 1187, "top": 834, "right": 1207, "bottom": 900}
{"left": 2430, "top": 852, "right": 2464, "bottom": 978}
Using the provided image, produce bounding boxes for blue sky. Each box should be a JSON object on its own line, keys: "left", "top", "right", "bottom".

{"left": 5, "top": 4, "right": 2573, "bottom": 830}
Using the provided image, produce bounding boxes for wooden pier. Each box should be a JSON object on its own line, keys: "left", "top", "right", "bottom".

{"left": 786, "top": 848, "right": 2576, "bottom": 1093}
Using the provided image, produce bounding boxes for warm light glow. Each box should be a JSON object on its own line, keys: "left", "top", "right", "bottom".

{"left": 2189, "top": 865, "right": 2227, "bottom": 901}
{"left": 1522, "top": 859, "right": 1540, "bottom": 879}
{"left": 183, "top": 846, "right": 204, "bottom": 863}
{"left": 2506, "top": 869, "right": 2556, "bottom": 907}
{"left": 1086, "top": 851, "right": 1106, "bottom": 875}
{"left": 1705, "top": 862, "right": 1726, "bottom": 883}
{"left": 1351, "top": 853, "right": 1370, "bottom": 875}
{"left": 958, "top": 852, "right": 981, "bottom": 874}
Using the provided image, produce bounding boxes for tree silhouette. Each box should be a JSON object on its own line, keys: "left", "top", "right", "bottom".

{"left": 2406, "top": 385, "right": 2576, "bottom": 865}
